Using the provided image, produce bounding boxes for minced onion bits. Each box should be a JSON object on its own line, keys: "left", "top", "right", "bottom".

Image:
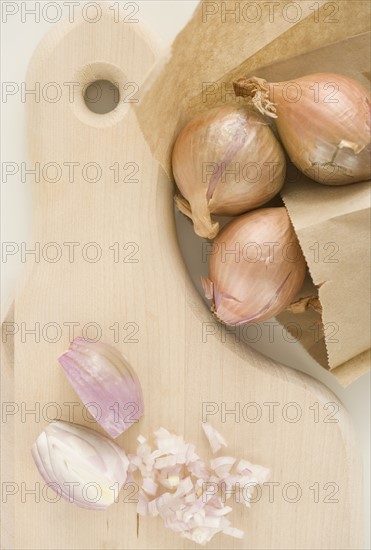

{"left": 130, "top": 423, "right": 270, "bottom": 546}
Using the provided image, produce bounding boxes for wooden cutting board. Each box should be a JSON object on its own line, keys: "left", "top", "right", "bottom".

{"left": 1, "top": 7, "right": 363, "bottom": 550}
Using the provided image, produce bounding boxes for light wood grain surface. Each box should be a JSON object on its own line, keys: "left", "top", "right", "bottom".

{"left": 1, "top": 5, "right": 363, "bottom": 550}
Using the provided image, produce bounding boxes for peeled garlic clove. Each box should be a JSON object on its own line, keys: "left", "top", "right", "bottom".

{"left": 31, "top": 420, "right": 129, "bottom": 510}
{"left": 203, "top": 207, "right": 307, "bottom": 325}
{"left": 172, "top": 106, "right": 286, "bottom": 238}
{"left": 59, "top": 338, "right": 144, "bottom": 438}
{"left": 234, "top": 73, "right": 371, "bottom": 185}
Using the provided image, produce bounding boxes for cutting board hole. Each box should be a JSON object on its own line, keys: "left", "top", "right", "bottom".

{"left": 84, "top": 80, "right": 120, "bottom": 114}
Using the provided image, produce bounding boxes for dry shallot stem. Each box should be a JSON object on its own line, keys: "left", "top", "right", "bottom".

{"left": 175, "top": 194, "right": 219, "bottom": 239}
{"left": 286, "top": 296, "right": 323, "bottom": 314}
{"left": 233, "top": 77, "right": 277, "bottom": 118}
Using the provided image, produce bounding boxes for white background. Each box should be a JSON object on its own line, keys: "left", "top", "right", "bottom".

{"left": 1, "top": 1, "right": 370, "bottom": 547}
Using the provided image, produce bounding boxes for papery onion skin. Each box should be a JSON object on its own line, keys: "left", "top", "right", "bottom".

{"left": 172, "top": 105, "right": 286, "bottom": 238}
{"left": 31, "top": 420, "right": 129, "bottom": 510}
{"left": 58, "top": 338, "right": 144, "bottom": 438}
{"left": 202, "top": 207, "right": 307, "bottom": 325}
{"left": 233, "top": 73, "right": 371, "bottom": 185}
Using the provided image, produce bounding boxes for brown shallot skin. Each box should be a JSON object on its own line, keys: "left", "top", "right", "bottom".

{"left": 172, "top": 106, "right": 286, "bottom": 239}
{"left": 201, "top": 208, "right": 307, "bottom": 325}
{"left": 234, "top": 73, "right": 371, "bottom": 186}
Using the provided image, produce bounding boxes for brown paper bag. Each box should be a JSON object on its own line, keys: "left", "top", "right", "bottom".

{"left": 136, "top": 0, "right": 370, "bottom": 385}
{"left": 244, "top": 33, "right": 371, "bottom": 385}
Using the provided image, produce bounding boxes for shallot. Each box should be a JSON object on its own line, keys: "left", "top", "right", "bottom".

{"left": 234, "top": 73, "right": 371, "bottom": 185}
{"left": 31, "top": 420, "right": 129, "bottom": 510}
{"left": 58, "top": 338, "right": 143, "bottom": 438}
{"left": 172, "top": 105, "right": 286, "bottom": 238}
{"left": 201, "top": 207, "right": 307, "bottom": 325}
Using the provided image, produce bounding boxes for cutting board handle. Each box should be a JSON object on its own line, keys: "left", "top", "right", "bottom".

{"left": 26, "top": 5, "right": 160, "bottom": 202}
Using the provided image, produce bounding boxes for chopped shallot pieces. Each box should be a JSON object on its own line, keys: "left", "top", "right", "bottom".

{"left": 202, "top": 422, "right": 227, "bottom": 453}
{"left": 142, "top": 477, "right": 158, "bottom": 496}
{"left": 131, "top": 424, "right": 269, "bottom": 546}
{"left": 223, "top": 526, "right": 244, "bottom": 539}
{"left": 210, "top": 456, "right": 236, "bottom": 478}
